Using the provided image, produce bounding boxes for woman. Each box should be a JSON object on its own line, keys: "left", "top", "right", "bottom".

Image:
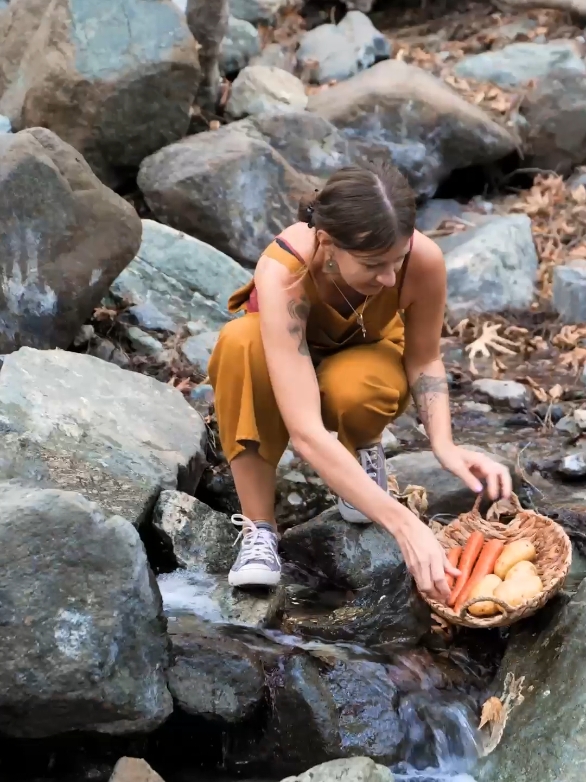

{"left": 209, "top": 161, "right": 512, "bottom": 602}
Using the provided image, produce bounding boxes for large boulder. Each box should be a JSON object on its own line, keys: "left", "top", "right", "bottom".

{"left": 437, "top": 214, "right": 538, "bottom": 318}
{"left": 307, "top": 60, "right": 517, "bottom": 198}
{"left": 0, "top": 348, "right": 207, "bottom": 527}
{"left": 0, "top": 0, "right": 200, "bottom": 186}
{"left": 0, "top": 128, "right": 141, "bottom": 353}
{"left": 0, "top": 484, "right": 172, "bottom": 737}
{"left": 111, "top": 219, "right": 251, "bottom": 332}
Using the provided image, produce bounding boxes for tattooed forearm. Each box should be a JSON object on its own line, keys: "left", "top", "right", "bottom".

{"left": 411, "top": 373, "right": 449, "bottom": 428}
{"left": 286, "top": 296, "right": 311, "bottom": 356}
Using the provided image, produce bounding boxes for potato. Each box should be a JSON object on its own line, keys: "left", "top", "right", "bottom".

{"left": 505, "top": 560, "right": 538, "bottom": 581}
{"left": 494, "top": 575, "right": 543, "bottom": 611}
{"left": 494, "top": 540, "right": 537, "bottom": 580}
{"left": 467, "top": 574, "right": 502, "bottom": 617}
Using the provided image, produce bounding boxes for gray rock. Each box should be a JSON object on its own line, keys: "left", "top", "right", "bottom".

{"left": 226, "top": 65, "right": 308, "bottom": 119}
{"left": 111, "top": 220, "right": 252, "bottom": 332}
{"left": 0, "top": 348, "right": 207, "bottom": 527}
{"left": 186, "top": 0, "right": 228, "bottom": 110}
{"left": 0, "top": 114, "right": 10, "bottom": 132}
{"left": 455, "top": 40, "right": 586, "bottom": 88}
{"left": 416, "top": 198, "right": 465, "bottom": 232}
{"left": 476, "top": 583, "right": 586, "bottom": 782}
{"left": 555, "top": 415, "right": 581, "bottom": 437}
{"left": 167, "top": 614, "right": 264, "bottom": 721}
{"left": 0, "top": 0, "right": 200, "bottom": 187}
{"left": 129, "top": 302, "right": 177, "bottom": 333}
{"left": 0, "top": 128, "right": 141, "bottom": 353}
{"left": 558, "top": 450, "right": 586, "bottom": 479}
{"left": 230, "top": 0, "right": 286, "bottom": 24}
{"left": 298, "top": 12, "right": 389, "bottom": 85}
{"left": 0, "top": 484, "right": 172, "bottom": 737}
{"left": 437, "top": 215, "right": 538, "bottom": 318}
{"left": 472, "top": 378, "right": 531, "bottom": 411}
{"left": 490, "top": 18, "right": 538, "bottom": 42}
{"left": 381, "top": 426, "right": 400, "bottom": 455}
{"left": 282, "top": 758, "right": 394, "bottom": 782}
{"left": 308, "top": 60, "right": 517, "bottom": 198}
{"left": 251, "top": 42, "right": 296, "bottom": 73}
{"left": 153, "top": 490, "right": 237, "bottom": 572}
{"left": 109, "top": 758, "right": 166, "bottom": 782}
{"left": 181, "top": 331, "right": 219, "bottom": 372}
{"left": 126, "top": 326, "right": 166, "bottom": 358}
{"left": 552, "top": 263, "right": 586, "bottom": 324}
{"left": 221, "top": 15, "right": 261, "bottom": 74}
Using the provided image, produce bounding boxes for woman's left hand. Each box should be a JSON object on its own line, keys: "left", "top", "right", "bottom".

{"left": 434, "top": 444, "right": 513, "bottom": 500}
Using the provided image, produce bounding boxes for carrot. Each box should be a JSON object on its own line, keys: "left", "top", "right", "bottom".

{"left": 454, "top": 538, "right": 505, "bottom": 614}
{"left": 448, "top": 531, "right": 484, "bottom": 607}
{"left": 445, "top": 546, "right": 462, "bottom": 589}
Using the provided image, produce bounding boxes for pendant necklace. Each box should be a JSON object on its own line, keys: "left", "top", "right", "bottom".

{"left": 332, "top": 280, "right": 371, "bottom": 339}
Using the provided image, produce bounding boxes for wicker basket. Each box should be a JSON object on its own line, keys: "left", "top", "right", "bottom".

{"left": 424, "top": 495, "right": 572, "bottom": 629}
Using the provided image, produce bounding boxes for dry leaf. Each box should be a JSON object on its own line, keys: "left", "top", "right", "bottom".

{"left": 479, "top": 696, "right": 504, "bottom": 730}
{"left": 466, "top": 322, "right": 518, "bottom": 374}
{"left": 549, "top": 383, "right": 563, "bottom": 401}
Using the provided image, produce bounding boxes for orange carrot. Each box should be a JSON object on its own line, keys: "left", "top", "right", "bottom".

{"left": 454, "top": 538, "right": 505, "bottom": 614}
{"left": 448, "top": 531, "right": 484, "bottom": 607}
{"left": 445, "top": 546, "right": 463, "bottom": 589}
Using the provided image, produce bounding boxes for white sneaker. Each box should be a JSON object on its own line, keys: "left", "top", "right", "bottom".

{"left": 228, "top": 515, "right": 281, "bottom": 588}
{"left": 338, "top": 442, "right": 387, "bottom": 524}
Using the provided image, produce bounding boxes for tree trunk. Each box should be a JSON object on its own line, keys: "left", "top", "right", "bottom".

{"left": 186, "top": 0, "right": 229, "bottom": 112}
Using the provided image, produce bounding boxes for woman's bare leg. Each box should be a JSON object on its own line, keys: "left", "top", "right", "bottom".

{"left": 230, "top": 443, "right": 278, "bottom": 531}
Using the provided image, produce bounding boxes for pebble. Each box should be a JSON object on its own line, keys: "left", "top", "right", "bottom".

{"left": 127, "top": 326, "right": 166, "bottom": 357}
{"left": 558, "top": 451, "right": 586, "bottom": 479}
{"left": 535, "top": 402, "right": 565, "bottom": 423}
{"left": 462, "top": 401, "right": 492, "bottom": 413}
{"left": 472, "top": 378, "right": 531, "bottom": 411}
{"left": 381, "top": 427, "right": 400, "bottom": 455}
{"left": 555, "top": 415, "right": 581, "bottom": 437}
{"left": 73, "top": 324, "right": 95, "bottom": 347}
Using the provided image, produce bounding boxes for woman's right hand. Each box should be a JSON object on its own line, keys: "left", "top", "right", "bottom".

{"left": 391, "top": 512, "right": 460, "bottom": 603}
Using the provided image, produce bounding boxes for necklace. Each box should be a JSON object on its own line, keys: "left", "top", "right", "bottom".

{"left": 332, "top": 280, "right": 371, "bottom": 339}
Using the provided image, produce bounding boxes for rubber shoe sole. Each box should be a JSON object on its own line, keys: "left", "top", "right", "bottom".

{"left": 228, "top": 566, "right": 282, "bottom": 588}
{"left": 337, "top": 497, "right": 373, "bottom": 524}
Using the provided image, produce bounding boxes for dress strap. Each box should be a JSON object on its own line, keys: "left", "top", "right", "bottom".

{"left": 397, "top": 233, "right": 414, "bottom": 301}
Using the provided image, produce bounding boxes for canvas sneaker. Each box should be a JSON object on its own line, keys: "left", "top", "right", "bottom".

{"left": 228, "top": 515, "right": 281, "bottom": 588}
{"left": 338, "top": 442, "right": 388, "bottom": 524}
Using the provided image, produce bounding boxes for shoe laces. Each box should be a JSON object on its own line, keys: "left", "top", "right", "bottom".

{"left": 231, "top": 515, "right": 278, "bottom": 566}
{"left": 361, "top": 445, "right": 381, "bottom": 481}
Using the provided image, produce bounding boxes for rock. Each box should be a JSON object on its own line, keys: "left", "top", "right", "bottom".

{"left": 455, "top": 40, "right": 586, "bottom": 88}
{"left": 138, "top": 123, "right": 313, "bottom": 265}
{"left": 476, "top": 583, "right": 586, "bottom": 782}
{"left": 129, "top": 302, "right": 177, "bottom": 334}
{"left": 153, "top": 490, "right": 237, "bottom": 572}
{"left": 381, "top": 426, "right": 400, "bottom": 455}
{"left": 251, "top": 42, "right": 296, "bottom": 73}
{"left": 186, "top": 0, "right": 228, "bottom": 110}
{"left": 557, "top": 450, "right": 586, "bottom": 479}
{"left": 0, "top": 484, "right": 172, "bottom": 737}
{"left": 437, "top": 215, "right": 538, "bottom": 318}
{"left": 298, "top": 11, "right": 390, "bottom": 85}
{"left": 90, "top": 337, "right": 130, "bottom": 369}
{"left": 282, "top": 757, "right": 395, "bottom": 782}
{"left": 109, "top": 758, "right": 166, "bottom": 782}
{"left": 221, "top": 15, "right": 261, "bottom": 74}
{"left": 520, "top": 69, "right": 586, "bottom": 177}
{"left": 126, "top": 326, "right": 166, "bottom": 358}
{"left": 416, "top": 198, "right": 465, "bottom": 232}
{"left": 0, "top": 114, "right": 10, "bottom": 132}
{"left": 387, "top": 448, "right": 515, "bottom": 517}
{"left": 158, "top": 568, "right": 285, "bottom": 629}
{"left": 552, "top": 263, "right": 586, "bottom": 324}
{"left": 555, "top": 415, "right": 581, "bottom": 437}
{"left": 111, "top": 220, "right": 251, "bottom": 332}
{"left": 472, "top": 379, "right": 531, "bottom": 411}
{"left": 0, "top": 0, "right": 200, "bottom": 187}
{"left": 0, "top": 348, "right": 207, "bottom": 527}
{"left": 226, "top": 65, "right": 308, "bottom": 119}
{"left": 307, "top": 60, "right": 517, "bottom": 198}
{"left": 180, "top": 331, "right": 218, "bottom": 372}
{"left": 230, "top": 0, "right": 286, "bottom": 25}
{"left": 167, "top": 615, "right": 264, "bottom": 721}
{"left": 0, "top": 128, "right": 141, "bottom": 353}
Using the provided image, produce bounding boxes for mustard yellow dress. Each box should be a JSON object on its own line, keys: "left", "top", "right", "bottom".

{"left": 208, "top": 239, "right": 410, "bottom": 468}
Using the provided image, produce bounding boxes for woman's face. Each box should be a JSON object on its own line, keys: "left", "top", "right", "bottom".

{"left": 319, "top": 232, "right": 413, "bottom": 296}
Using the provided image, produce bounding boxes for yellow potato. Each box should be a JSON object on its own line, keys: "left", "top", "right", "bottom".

{"left": 504, "top": 560, "right": 538, "bottom": 581}
{"left": 467, "top": 574, "right": 502, "bottom": 617}
{"left": 494, "top": 540, "right": 537, "bottom": 580}
{"left": 494, "top": 575, "right": 543, "bottom": 611}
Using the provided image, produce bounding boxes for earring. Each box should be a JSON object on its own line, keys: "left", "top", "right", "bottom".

{"left": 326, "top": 258, "right": 337, "bottom": 273}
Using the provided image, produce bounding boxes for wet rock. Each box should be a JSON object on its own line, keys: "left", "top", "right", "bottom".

{"left": 0, "top": 0, "right": 200, "bottom": 187}
{"left": 126, "top": 326, "right": 166, "bottom": 358}
{"left": 281, "top": 758, "right": 394, "bottom": 782}
{"left": 307, "top": 60, "right": 517, "bottom": 198}
{"left": 158, "top": 568, "right": 285, "bottom": 629}
{"left": 557, "top": 450, "right": 586, "bottom": 479}
{"left": 167, "top": 615, "right": 264, "bottom": 721}
{"left": 298, "top": 11, "right": 389, "bottom": 84}
{"left": 227, "top": 66, "right": 308, "bottom": 119}
{"left": 0, "top": 484, "right": 172, "bottom": 737}
{"left": 153, "top": 490, "right": 237, "bottom": 572}
{"left": 186, "top": 0, "right": 228, "bottom": 110}
{"left": 552, "top": 262, "right": 586, "bottom": 324}
{"left": 0, "top": 114, "right": 10, "bottom": 132}
{"left": 109, "top": 758, "right": 166, "bottom": 782}
{"left": 138, "top": 123, "right": 314, "bottom": 265}
{"left": 0, "top": 348, "right": 206, "bottom": 527}
{"left": 472, "top": 378, "right": 531, "bottom": 411}
{"left": 0, "top": 128, "right": 141, "bottom": 353}
{"left": 221, "top": 16, "right": 261, "bottom": 75}
{"left": 230, "top": 0, "right": 287, "bottom": 25}
{"left": 437, "top": 215, "right": 538, "bottom": 318}
{"left": 111, "top": 220, "right": 251, "bottom": 332}
{"left": 477, "top": 583, "right": 586, "bottom": 782}
{"left": 520, "top": 68, "right": 586, "bottom": 177}
{"left": 455, "top": 40, "right": 586, "bottom": 88}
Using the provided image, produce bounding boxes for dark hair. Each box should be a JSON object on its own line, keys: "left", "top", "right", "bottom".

{"left": 297, "top": 161, "right": 416, "bottom": 253}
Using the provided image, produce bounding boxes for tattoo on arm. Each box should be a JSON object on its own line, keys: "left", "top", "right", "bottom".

{"left": 287, "top": 295, "right": 311, "bottom": 356}
{"left": 411, "top": 373, "right": 449, "bottom": 427}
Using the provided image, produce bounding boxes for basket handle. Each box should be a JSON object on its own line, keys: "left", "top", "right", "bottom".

{"left": 458, "top": 595, "right": 515, "bottom": 619}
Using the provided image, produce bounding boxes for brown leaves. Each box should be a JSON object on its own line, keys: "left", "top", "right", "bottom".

{"left": 465, "top": 322, "right": 518, "bottom": 375}
{"left": 388, "top": 475, "right": 429, "bottom": 519}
